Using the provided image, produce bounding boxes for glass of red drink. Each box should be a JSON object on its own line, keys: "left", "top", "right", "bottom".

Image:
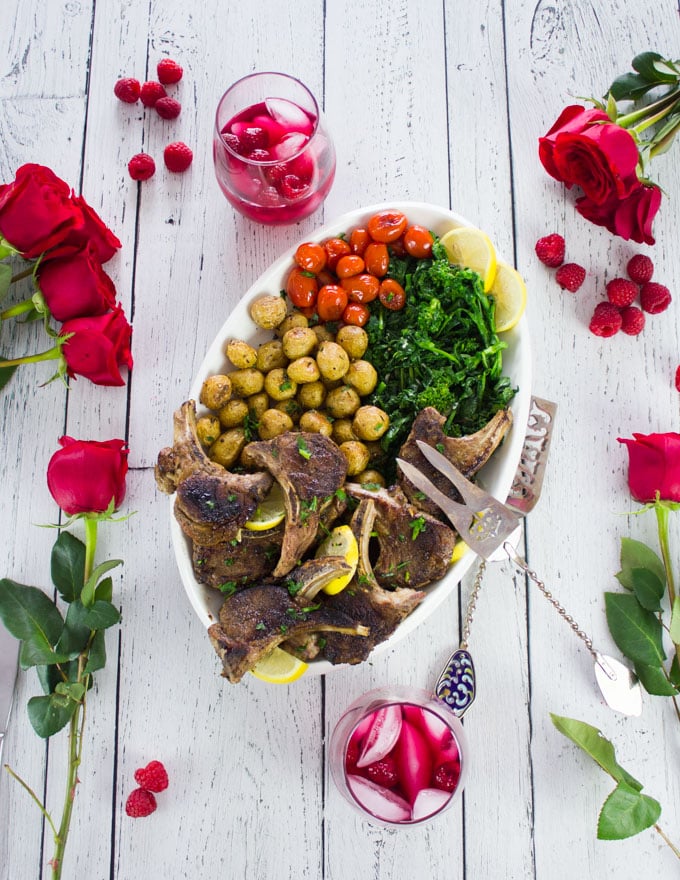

{"left": 213, "top": 72, "right": 336, "bottom": 225}
{"left": 329, "top": 686, "right": 468, "bottom": 827}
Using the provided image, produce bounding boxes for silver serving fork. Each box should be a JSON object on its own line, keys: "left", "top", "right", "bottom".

{"left": 396, "top": 397, "right": 642, "bottom": 717}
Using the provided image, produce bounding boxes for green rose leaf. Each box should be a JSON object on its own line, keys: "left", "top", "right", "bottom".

{"left": 51, "top": 532, "right": 86, "bottom": 602}
{"left": 608, "top": 72, "right": 657, "bottom": 102}
{"left": 670, "top": 655, "right": 680, "bottom": 687}
{"left": 0, "top": 578, "right": 73, "bottom": 668}
{"left": 84, "top": 629, "right": 107, "bottom": 674}
{"left": 549, "top": 715, "right": 642, "bottom": 790}
{"left": 597, "top": 781, "right": 661, "bottom": 840}
{"left": 632, "top": 51, "right": 676, "bottom": 83}
{"left": 36, "top": 661, "right": 78, "bottom": 696}
{"left": 670, "top": 596, "right": 680, "bottom": 645}
{"left": 54, "top": 602, "right": 91, "bottom": 657}
{"left": 604, "top": 592, "right": 665, "bottom": 667}
{"left": 80, "top": 559, "right": 122, "bottom": 607}
{"left": 616, "top": 538, "right": 665, "bottom": 591}
{"left": 68, "top": 599, "right": 120, "bottom": 631}
{"left": 54, "top": 681, "right": 85, "bottom": 702}
{"left": 95, "top": 576, "right": 113, "bottom": 603}
{"left": 0, "top": 360, "right": 19, "bottom": 391}
{"left": 0, "top": 263, "right": 12, "bottom": 301}
{"left": 630, "top": 567, "right": 664, "bottom": 612}
{"left": 27, "top": 692, "right": 78, "bottom": 739}
{"left": 634, "top": 662, "right": 679, "bottom": 696}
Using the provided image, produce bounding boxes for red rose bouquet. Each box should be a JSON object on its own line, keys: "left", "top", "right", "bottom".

{"left": 0, "top": 164, "right": 133, "bottom": 388}
{"left": 539, "top": 53, "right": 680, "bottom": 244}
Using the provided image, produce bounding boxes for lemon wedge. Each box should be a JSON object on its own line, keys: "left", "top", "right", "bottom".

{"left": 487, "top": 261, "right": 527, "bottom": 332}
{"left": 450, "top": 541, "right": 469, "bottom": 564}
{"left": 315, "top": 525, "right": 359, "bottom": 595}
{"left": 439, "top": 226, "right": 497, "bottom": 292}
{"left": 244, "top": 482, "right": 286, "bottom": 531}
{"left": 250, "top": 647, "right": 308, "bottom": 683}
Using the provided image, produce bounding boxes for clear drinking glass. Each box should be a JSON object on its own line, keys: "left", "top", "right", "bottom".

{"left": 213, "top": 72, "right": 336, "bottom": 225}
{"left": 329, "top": 685, "right": 468, "bottom": 828}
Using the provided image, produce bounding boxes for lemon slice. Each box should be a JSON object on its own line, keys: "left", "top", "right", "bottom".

{"left": 439, "top": 226, "right": 497, "bottom": 292}
{"left": 244, "top": 482, "right": 286, "bottom": 531}
{"left": 250, "top": 647, "right": 308, "bottom": 683}
{"left": 315, "top": 525, "right": 359, "bottom": 595}
{"left": 450, "top": 541, "right": 469, "bottom": 564}
{"left": 487, "top": 261, "right": 527, "bottom": 332}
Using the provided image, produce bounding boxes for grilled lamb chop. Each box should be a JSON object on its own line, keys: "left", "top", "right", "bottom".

{"left": 241, "top": 432, "right": 347, "bottom": 577}
{"left": 208, "top": 581, "right": 368, "bottom": 683}
{"left": 155, "top": 401, "right": 273, "bottom": 546}
{"left": 398, "top": 406, "right": 511, "bottom": 518}
{"left": 346, "top": 484, "right": 457, "bottom": 589}
{"left": 192, "top": 525, "right": 284, "bottom": 589}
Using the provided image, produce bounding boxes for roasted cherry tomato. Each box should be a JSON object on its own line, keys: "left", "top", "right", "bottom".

{"left": 341, "top": 273, "right": 380, "bottom": 303}
{"left": 363, "top": 241, "right": 390, "bottom": 277}
{"left": 367, "top": 210, "right": 408, "bottom": 243}
{"left": 317, "top": 284, "right": 349, "bottom": 322}
{"left": 336, "top": 254, "right": 365, "bottom": 279}
{"left": 323, "top": 237, "right": 352, "bottom": 271}
{"left": 286, "top": 267, "right": 318, "bottom": 309}
{"left": 294, "top": 241, "right": 327, "bottom": 274}
{"left": 403, "top": 225, "right": 434, "bottom": 258}
{"left": 378, "top": 278, "right": 406, "bottom": 310}
{"left": 342, "top": 302, "right": 370, "bottom": 326}
{"left": 349, "top": 226, "right": 371, "bottom": 256}
{"left": 388, "top": 237, "right": 407, "bottom": 258}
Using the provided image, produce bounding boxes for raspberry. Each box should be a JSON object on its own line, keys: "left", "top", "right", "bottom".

{"left": 606, "top": 277, "right": 638, "bottom": 308}
{"left": 432, "top": 760, "right": 461, "bottom": 792}
{"left": 240, "top": 126, "right": 268, "bottom": 152}
{"left": 134, "top": 760, "right": 169, "bottom": 792}
{"left": 163, "top": 142, "right": 193, "bottom": 172}
{"left": 155, "top": 97, "right": 181, "bottom": 120}
{"left": 589, "top": 302, "right": 622, "bottom": 337}
{"left": 140, "top": 80, "right": 167, "bottom": 107}
{"left": 345, "top": 739, "right": 360, "bottom": 771}
{"left": 114, "top": 77, "right": 141, "bottom": 103}
{"left": 246, "top": 148, "right": 270, "bottom": 162}
{"left": 534, "top": 233, "right": 565, "bottom": 268}
{"left": 280, "top": 174, "right": 309, "bottom": 200}
{"left": 365, "top": 756, "right": 399, "bottom": 789}
{"left": 640, "top": 281, "right": 671, "bottom": 314}
{"left": 555, "top": 262, "right": 586, "bottom": 292}
{"left": 127, "top": 153, "right": 156, "bottom": 181}
{"left": 619, "top": 306, "right": 645, "bottom": 336}
{"left": 675, "top": 366, "right": 680, "bottom": 392}
{"left": 125, "top": 788, "right": 157, "bottom": 818}
{"left": 157, "top": 58, "right": 183, "bottom": 85}
{"left": 626, "top": 254, "right": 654, "bottom": 284}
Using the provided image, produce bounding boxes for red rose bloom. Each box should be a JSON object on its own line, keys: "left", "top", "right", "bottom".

{"left": 618, "top": 432, "right": 680, "bottom": 503}
{"left": 64, "top": 194, "right": 122, "bottom": 263}
{"left": 37, "top": 245, "right": 117, "bottom": 322}
{"left": 576, "top": 183, "right": 662, "bottom": 245}
{"left": 538, "top": 105, "right": 611, "bottom": 181}
{"left": 60, "top": 305, "right": 133, "bottom": 386}
{"left": 0, "top": 164, "right": 81, "bottom": 258}
{"left": 47, "top": 436, "right": 129, "bottom": 515}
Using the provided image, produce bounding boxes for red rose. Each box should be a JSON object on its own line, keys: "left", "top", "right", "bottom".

{"left": 0, "top": 164, "right": 81, "bottom": 258}
{"left": 539, "top": 105, "right": 640, "bottom": 204}
{"left": 618, "top": 432, "right": 680, "bottom": 503}
{"left": 37, "top": 245, "right": 117, "bottom": 322}
{"left": 576, "top": 183, "right": 661, "bottom": 245}
{"left": 59, "top": 194, "right": 122, "bottom": 263}
{"left": 47, "top": 436, "right": 129, "bottom": 515}
{"left": 538, "top": 105, "right": 610, "bottom": 180}
{"left": 60, "top": 305, "right": 133, "bottom": 386}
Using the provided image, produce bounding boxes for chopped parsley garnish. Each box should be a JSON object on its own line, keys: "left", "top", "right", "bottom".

{"left": 297, "top": 435, "right": 312, "bottom": 460}
{"left": 218, "top": 581, "right": 238, "bottom": 596}
{"left": 410, "top": 515, "right": 427, "bottom": 540}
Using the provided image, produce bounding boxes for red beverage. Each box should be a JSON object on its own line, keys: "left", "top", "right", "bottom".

{"left": 330, "top": 687, "right": 467, "bottom": 826}
{"left": 213, "top": 73, "right": 336, "bottom": 224}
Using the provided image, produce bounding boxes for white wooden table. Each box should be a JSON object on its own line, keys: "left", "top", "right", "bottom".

{"left": 2, "top": 2, "right": 680, "bottom": 878}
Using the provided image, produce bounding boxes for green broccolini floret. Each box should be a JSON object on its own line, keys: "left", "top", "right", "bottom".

{"left": 363, "top": 240, "right": 516, "bottom": 475}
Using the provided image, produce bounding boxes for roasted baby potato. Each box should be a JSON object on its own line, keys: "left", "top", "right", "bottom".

{"left": 226, "top": 339, "right": 257, "bottom": 369}
{"left": 353, "top": 405, "right": 390, "bottom": 441}
{"left": 196, "top": 415, "right": 221, "bottom": 448}
{"left": 209, "top": 428, "right": 246, "bottom": 468}
{"left": 256, "top": 339, "right": 288, "bottom": 373}
{"left": 218, "top": 398, "right": 249, "bottom": 428}
{"left": 299, "top": 410, "right": 333, "bottom": 436}
{"left": 258, "top": 408, "right": 294, "bottom": 440}
{"left": 338, "top": 440, "right": 370, "bottom": 476}
{"left": 325, "top": 385, "right": 361, "bottom": 419}
{"left": 316, "top": 341, "right": 350, "bottom": 381}
{"left": 281, "top": 327, "right": 318, "bottom": 360}
{"left": 229, "top": 367, "right": 265, "bottom": 398}
{"left": 286, "top": 356, "right": 321, "bottom": 385}
{"left": 264, "top": 368, "right": 297, "bottom": 401}
{"left": 250, "top": 294, "right": 287, "bottom": 329}
{"left": 336, "top": 325, "right": 368, "bottom": 359}
{"left": 297, "top": 380, "right": 326, "bottom": 410}
{"left": 344, "top": 360, "right": 378, "bottom": 397}
{"left": 199, "top": 374, "right": 232, "bottom": 410}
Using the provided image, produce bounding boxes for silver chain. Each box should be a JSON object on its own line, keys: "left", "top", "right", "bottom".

{"left": 460, "top": 559, "right": 486, "bottom": 649}
{"left": 502, "top": 542, "right": 596, "bottom": 658}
